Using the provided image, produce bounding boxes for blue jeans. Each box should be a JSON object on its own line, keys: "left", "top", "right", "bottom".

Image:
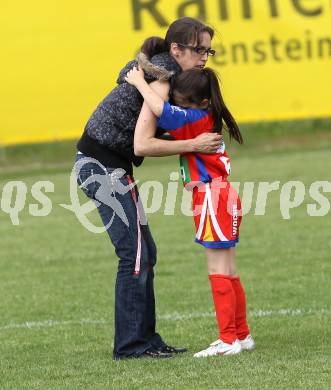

{"left": 74, "top": 152, "right": 164, "bottom": 358}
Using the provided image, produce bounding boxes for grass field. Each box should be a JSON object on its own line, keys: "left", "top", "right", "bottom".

{"left": 0, "top": 121, "right": 330, "bottom": 389}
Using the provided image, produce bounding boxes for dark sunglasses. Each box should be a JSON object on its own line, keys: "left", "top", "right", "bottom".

{"left": 176, "top": 43, "right": 216, "bottom": 56}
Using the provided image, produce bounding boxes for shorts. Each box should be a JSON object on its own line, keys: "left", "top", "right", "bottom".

{"left": 192, "top": 179, "right": 242, "bottom": 249}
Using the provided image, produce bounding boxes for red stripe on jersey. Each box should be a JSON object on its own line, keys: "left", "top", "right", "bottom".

{"left": 170, "top": 112, "right": 215, "bottom": 140}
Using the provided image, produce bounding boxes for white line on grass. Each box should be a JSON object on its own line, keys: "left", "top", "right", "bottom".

{"left": 158, "top": 308, "right": 329, "bottom": 321}
{"left": 0, "top": 308, "right": 329, "bottom": 332}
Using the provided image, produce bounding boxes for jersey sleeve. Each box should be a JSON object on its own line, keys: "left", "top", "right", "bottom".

{"left": 157, "top": 102, "right": 208, "bottom": 132}
{"left": 157, "top": 102, "right": 189, "bottom": 130}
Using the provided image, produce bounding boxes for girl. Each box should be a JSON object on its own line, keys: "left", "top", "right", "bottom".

{"left": 125, "top": 66, "right": 255, "bottom": 357}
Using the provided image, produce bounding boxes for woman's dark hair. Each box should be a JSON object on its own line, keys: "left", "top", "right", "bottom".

{"left": 141, "top": 17, "right": 214, "bottom": 58}
{"left": 172, "top": 68, "right": 243, "bottom": 144}
{"left": 141, "top": 36, "right": 169, "bottom": 58}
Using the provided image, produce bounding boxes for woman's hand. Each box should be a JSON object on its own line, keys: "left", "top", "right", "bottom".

{"left": 125, "top": 66, "right": 145, "bottom": 87}
{"left": 191, "top": 133, "right": 223, "bottom": 154}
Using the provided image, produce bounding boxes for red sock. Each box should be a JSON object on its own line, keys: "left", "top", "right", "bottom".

{"left": 231, "top": 276, "right": 250, "bottom": 340}
{"left": 209, "top": 274, "right": 237, "bottom": 344}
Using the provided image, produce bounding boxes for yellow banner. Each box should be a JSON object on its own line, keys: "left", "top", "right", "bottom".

{"left": 1, "top": 1, "right": 331, "bottom": 145}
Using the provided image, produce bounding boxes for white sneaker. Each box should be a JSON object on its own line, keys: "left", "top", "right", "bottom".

{"left": 238, "top": 334, "right": 255, "bottom": 351}
{"left": 194, "top": 339, "right": 242, "bottom": 358}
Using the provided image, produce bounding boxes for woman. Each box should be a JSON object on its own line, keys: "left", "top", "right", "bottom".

{"left": 75, "top": 17, "right": 220, "bottom": 360}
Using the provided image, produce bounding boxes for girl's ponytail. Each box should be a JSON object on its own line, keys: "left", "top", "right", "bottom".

{"left": 141, "top": 36, "right": 169, "bottom": 59}
{"left": 204, "top": 68, "right": 243, "bottom": 144}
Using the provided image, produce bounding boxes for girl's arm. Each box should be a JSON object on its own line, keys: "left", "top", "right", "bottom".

{"left": 133, "top": 79, "right": 222, "bottom": 157}
{"left": 125, "top": 66, "right": 164, "bottom": 117}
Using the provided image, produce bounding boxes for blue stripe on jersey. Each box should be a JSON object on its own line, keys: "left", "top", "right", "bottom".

{"left": 157, "top": 102, "right": 209, "bottom": 131}
{"left": 195, "top": 238, "right": 239, "bottom": 248}
{"left": 195, "top": 155, "right": 211, "bottom": 183}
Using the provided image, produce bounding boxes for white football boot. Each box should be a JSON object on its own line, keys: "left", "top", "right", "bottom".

{"left": 238, "top": 334, "right": 255, "bottom": 351}
{"left": 194, "top": 339, "right": 242, "bottom": 358}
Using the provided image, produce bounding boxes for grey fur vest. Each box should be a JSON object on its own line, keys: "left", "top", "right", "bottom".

{"left": 82, "top": 52, "right": 181, "bottom": 167}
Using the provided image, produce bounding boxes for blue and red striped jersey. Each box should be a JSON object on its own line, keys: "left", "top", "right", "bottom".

{"left": 157, "top": 102, "right": 231, "bottom": 188}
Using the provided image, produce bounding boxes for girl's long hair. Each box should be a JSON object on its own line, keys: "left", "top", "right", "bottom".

{"left": 172, "top": 68, "right": 243, "bottom": 144}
